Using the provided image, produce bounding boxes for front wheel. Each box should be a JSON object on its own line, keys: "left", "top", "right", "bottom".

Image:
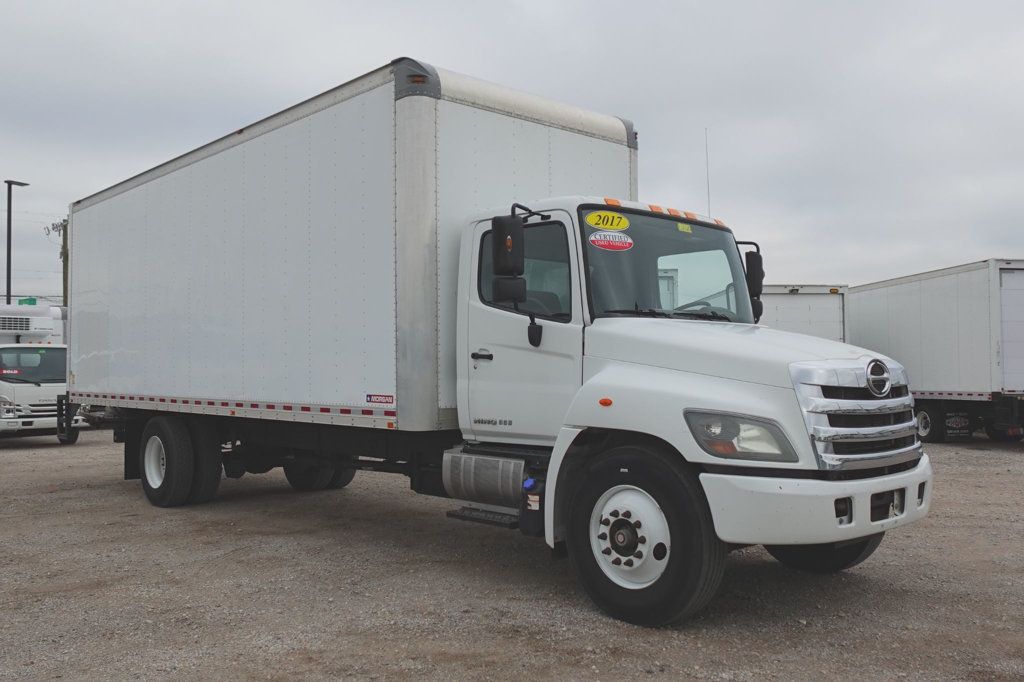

{"left": 566, "top": 444, "right": 726, "bottom": 626}
{"left": 765, "top": 533, "right": 884, "bottom": 574}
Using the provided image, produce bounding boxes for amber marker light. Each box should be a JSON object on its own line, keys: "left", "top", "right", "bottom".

{"left": 599, "top": 398, "right": 613, "bottom": 407}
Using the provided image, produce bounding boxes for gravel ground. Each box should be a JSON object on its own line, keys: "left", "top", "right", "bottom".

{"left": 1, "top": 430, "right": 1022, "bottom": 680}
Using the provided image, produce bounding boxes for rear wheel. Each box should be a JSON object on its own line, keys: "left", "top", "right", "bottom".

{"left": 566, "top": 444, "right": 726, "bottom": 626}
{"left": 57, "top": 428, "right": 79, "bottom": 445}
{"left": 765, "top": 533, "right": 884, "bottom": 574}
{"left": 326, "top": 466, "right": 356, "bottom": 489}
{"left": 916, "top": 405, "right": 946, "bottom": 443}
{"left": 283, "top": 461, "right": 335, "bottom": 491}
{"left": 140, "top": 417, "right": 194, "bottom": 507}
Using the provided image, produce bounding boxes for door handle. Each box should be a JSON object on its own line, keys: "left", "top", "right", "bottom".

{"left": 471, "top": 351, "right": 494, "bottom": 361}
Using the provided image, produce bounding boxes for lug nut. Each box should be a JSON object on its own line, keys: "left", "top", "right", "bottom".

{"left": 600, "top": 517, "right": 610, "bottom": 526}
{"left": 624, "top": 559, "right": 634, "bottom": 567}
{"left": 622, "top": 510, "right": 631, "bottom": 519}
{"left": 598, "top": 532, "right": 608, "bottom": 541}
{"left": 602, "top": 547, "right": 611, "bottom": 555}
{"left": 633, "top": 520, "right": 642, "bottom": 529}
{"left": 638, "top": 536, "right": 647, "bottom": 544}
{"left": 634, "top": 551, "right": 643, "bottom": 559}
{"left": 612, "top": 558, "right": 622, "bottom": 566}
{"left": 609, "top": 510, "right": 619, "bottom": 518}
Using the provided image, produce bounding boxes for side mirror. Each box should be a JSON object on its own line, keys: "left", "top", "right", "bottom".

{"left": 492, "top": 276, "right": 526, "bottom": 303}
{"left": 492, "top": 214, "right": 525, "bottom": 276}
{"left": 744, "top": 250, "right": 764, "bottom": 299}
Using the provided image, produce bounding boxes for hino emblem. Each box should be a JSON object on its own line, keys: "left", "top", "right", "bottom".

{"left": 866, "top": 359, "right": 891, "bottom": 397}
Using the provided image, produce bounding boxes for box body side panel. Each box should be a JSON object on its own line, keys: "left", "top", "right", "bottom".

{"left": 70, "top": 83, "right": 397, "bottom": 413}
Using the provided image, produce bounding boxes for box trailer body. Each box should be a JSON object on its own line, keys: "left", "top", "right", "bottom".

{"left": 64, "top": 58, "right": 932, "bottom": 626}
{"left": 848, "top": 259, "right": 1024, "bottom": 441}
{"left": 0, "top": 304, "right": 83, "bottom": 441}
{"left": 760, "top": 285, "right": 847, "bottom": 342}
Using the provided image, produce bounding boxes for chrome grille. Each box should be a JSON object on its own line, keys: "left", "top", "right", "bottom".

{"left": 792, "top": 359, "right": 922, "bottom": 471}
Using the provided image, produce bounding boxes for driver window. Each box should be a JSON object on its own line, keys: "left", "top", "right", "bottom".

{"left": 480, "top": 223, "right": 572, "bottom": 321}
{"left": 657, "top": 250, "right": 733, "bottom": 311}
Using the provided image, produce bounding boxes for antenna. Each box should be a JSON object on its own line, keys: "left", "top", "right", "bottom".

{"left": 704, "top": 127, "right": 711, "bottom": 216}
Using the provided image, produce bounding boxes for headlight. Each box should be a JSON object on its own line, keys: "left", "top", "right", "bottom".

{"left": 684, "top": 410, "right": 799, "bottom": 463}
{"left": 0, "top": 396, "right": 16, "bottom": 418}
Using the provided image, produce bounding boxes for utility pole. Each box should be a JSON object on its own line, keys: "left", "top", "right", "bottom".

{"left": 5, "top": 180, "right": 30, "bottom": 305}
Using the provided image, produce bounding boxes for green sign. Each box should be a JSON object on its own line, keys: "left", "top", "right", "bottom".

{"left": 17, "top": 297, "right": 36, "bottom": 305}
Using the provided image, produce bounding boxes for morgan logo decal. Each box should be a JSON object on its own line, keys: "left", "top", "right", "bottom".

{"left": 366, "top": 394, "right": 394, "bottom": 405}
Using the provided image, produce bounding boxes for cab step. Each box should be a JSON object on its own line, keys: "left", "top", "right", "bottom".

{"left": 446, "top": 506, "right": 519, "bottom": 529}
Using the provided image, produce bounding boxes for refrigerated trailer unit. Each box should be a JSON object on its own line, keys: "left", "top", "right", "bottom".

{"left": 848, "top": 259, "right": 1024, "bottom": 442}
{"left": 63, "top": 58, "right": 932, "bottom": 626}
{"left": 760, "top": 285, "right": 847, "bottom": 342}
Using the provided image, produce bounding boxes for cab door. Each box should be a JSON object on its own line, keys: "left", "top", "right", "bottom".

{"left": 464, "top": 215, "right": 584, "bottom": 445}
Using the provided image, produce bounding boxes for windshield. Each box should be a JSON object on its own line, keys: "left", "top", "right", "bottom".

{"left": 0, "top": 347, "right": 67, "bottom": 384}
{"left": 579, "top": 206, "right": 754, "bottom": 323}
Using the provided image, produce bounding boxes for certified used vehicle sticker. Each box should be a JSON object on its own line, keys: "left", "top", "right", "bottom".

{"left": 589, "top": 231, "right": 634, "bottom": 251}
{"left": 585, "top": 211, "right": 630, "bottom": 230}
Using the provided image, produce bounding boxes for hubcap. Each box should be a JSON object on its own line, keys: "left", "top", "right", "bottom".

{"left": 917, "top": 411, "right": 931, "bottom": 437}
{"left": 589, "top": 485, "right": 671, "bottom": 589}
{"left": 144, "top": 435, "right": 167, "bottom": 488}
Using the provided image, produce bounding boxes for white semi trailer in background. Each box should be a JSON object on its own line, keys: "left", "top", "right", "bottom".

{"left": 848, "top": 259, "right": 1024, "bottom": 443}
{"left": 0, "top": 304, "right": 82, "bottom": 443}
{"left": 760, "top": 285, "right": 848, "bottom": 342}
{"left": 62, "top": 58, "right": 932, "bottom": 625}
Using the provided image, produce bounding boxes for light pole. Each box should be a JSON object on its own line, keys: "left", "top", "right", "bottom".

{"left": 5, "top": 180, "right": 29, "bottom": 305}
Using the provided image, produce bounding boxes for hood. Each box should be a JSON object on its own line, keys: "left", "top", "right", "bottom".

{"left": 0, "top": 380, "right": 63, "bottom": 405}
{"left": 585, "top": 318, "right": 887, "bottom": 388}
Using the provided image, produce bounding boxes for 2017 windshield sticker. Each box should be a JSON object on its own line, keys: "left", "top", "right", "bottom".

{"left": 585, "top": 211, "right": 630, "bottom": 231}
{"left": 589, "top": 231, "right": 634, "bottom": 251}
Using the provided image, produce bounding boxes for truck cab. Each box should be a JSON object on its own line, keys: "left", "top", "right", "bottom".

{"left": 453, "top": 196, "right": 932, "bottom": 622}
{"left": 0, "top": 305, "right": 83, "bottom": 443}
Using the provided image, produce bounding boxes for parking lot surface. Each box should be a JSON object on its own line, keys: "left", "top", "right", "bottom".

{"left": 1, "top": 430, "right": 1022, "bottom": 680}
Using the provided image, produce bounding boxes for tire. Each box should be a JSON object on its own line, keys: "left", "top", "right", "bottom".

{"left": 187, "top": 419, "right": 223, "bottom": 504}
{"left": 57, "top": 428, "right": 80, "bottom": 445}
{"left": 916, "top": 405, "right": 946, "bottom": 443}
{"left": 326, "top": 466, "right": 356, "bottom": 489}
{"left": 984, "top": 425, "right": 1023, "bottom": 443}
{"left": 765, "top": 533, "right": 884, "bottom": 574}
{"left": 140, "top": 417, "right": 194, "bottom": 507}
{"left": 283, "top": 461, "right": 335, "bottom": 491}
{"left": 566, "top": 444, "right": 726, "bottom": 626}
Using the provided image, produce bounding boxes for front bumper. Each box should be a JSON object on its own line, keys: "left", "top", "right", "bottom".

{"left": 700, "top": 455, "right": 933, "bottom": 545}
{"left": 0, "top": 414, "right": 85, "bottom": 434}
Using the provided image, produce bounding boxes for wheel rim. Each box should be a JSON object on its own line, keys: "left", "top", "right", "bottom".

{"left": 916, "top": 411, "right": 931, "bottom": 438}
{"left": 589, "top": 485, "right": 671, "bottom": 589}
{"left": 144, "top": 435, "right": 167, "bottom": 488}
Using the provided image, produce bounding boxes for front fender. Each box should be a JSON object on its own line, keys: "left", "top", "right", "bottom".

{"left": 543, "top": 358, "right": 813, "bottom": 546}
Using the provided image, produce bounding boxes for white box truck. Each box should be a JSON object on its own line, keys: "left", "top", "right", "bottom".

{"left": 0, "top": 304, "right": 83, "bottom": 443}
{"left": 62, "top": 58, "right": 932, "bottom": 625}
{"left": 848, "top": 259, "right": 1024, "bottom": 443}
{"left": 760, "top": 284, "right": 848, "bottom": 341}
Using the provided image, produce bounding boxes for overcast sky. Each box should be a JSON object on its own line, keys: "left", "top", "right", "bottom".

{"left": 1, "top": 1, "right": 1022, "bottom": 297}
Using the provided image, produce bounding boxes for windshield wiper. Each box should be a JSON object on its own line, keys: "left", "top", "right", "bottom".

{"left": 0, "top": 376, "right": 42, "bottom": 386}
{"left": 602, "top": 306, "right": 673, "bottom": 318}
{"left": 671, "top": 310, "right": 733, "bottom": 322}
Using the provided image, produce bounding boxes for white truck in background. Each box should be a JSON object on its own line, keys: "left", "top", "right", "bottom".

{"left": 760, "top": 284, "right": 848, "bottom": 342}
{"left": 0, "top": 304, "right": 82, "bottom": 443}
{"left": 848, "top": 259, "right": 1024, "bottom": 443}
{"left": 63, "top": 58, "right": 932, "bottom": 625}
